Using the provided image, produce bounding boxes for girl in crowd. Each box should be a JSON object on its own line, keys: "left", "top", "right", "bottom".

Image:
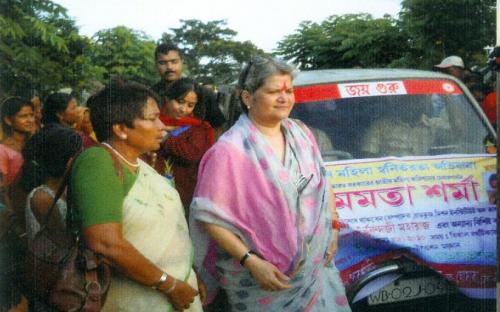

{"left": 0, "top": 97, "right": 36, "bottom": 248}
{"left": 18, "top": 125, "right": 82, "bottom": 311}
{"left": 20, "top": 125, "right": 83, "bottom": 241}
{"left": 190, "top": 57, "right": 351, "bottom": 311}
{"left": 0, "top": 97, "right": 35, "bottom": 184}
{"left": 0, "top": 97, "right": 35, "bottom": 186}
{"left": 42, "top": 92, "right": 79, "bottom": 127}
{"left": 72, "top": 80, "right": 203, "bottom": 311}
{"left": 159, "top": 78, "right": 215, "bottom": 214}
{"left": 0, "top": 98, "right": 35, "bottom": 312}
{"left": 75, "top": 106, "right": 98, "bottom": 147}
{"left": 43, "top": 92, "right": 96, "bottom": 148}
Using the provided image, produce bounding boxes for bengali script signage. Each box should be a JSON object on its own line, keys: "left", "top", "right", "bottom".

{"left": 330, "top": 155, "right": 496, "bottom": 299}
{"left": 338, "top": 81, "right": 407, "bottom": 98}
{"left": 294, "top": 79, "right": 463, "bottom": 103}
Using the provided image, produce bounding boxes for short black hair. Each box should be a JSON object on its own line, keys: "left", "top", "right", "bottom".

{"left": 165, "top": 78, "right": 208, "bottom": 119}
{"left": 155, "top": 43, "right": 183, "bottom": 61}
{"left": 20, "top": 124, "right": 83, "bottom": 192}
{"left": 165, "top": 78, "right": 196, "bottom": 101}
{"left": 87, "top": 79, "right": 159, "bottom": 142}
{"left": 42, "top": 92, "right": 75, "bottom": 125}
{"left": 1, "top": 96, "right": 34, "bottom": 135}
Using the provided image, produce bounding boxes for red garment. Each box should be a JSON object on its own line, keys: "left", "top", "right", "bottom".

{"left": 482, "top": 91, "right": 497, "bottom": 125}
{"left": 78, "top": 131, "right": 97, "bottom": 149}
{"left": 161, "top": 114, "right": 215, "bottom": 214}
{"left": 0, "top": 144, "right": 23, "bottom": 185}
{"left": 160, "top": 114, "right": 215, "bottom": 145}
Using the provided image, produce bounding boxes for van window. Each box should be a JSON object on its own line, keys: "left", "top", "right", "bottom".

{"left": 291, "top": 87, "right": 490, "bottom": 162}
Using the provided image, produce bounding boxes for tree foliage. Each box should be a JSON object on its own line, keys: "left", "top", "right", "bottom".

{"left": 0, "top": 0, "right": 102, "bottom": 98}
{"left": 277, "top": 1, "right": 495, "bottom": 70}
{"left": 160, "top": 19, "right": 265, "bottom": 84}
{"left": 90, "top": 26, "right": 157, "bottom": 86}
{"left": 1, "top": 0, "right": 495, "bottom": 99}
{"left": 276, "top": 14, "right": 407, "bottom": 69}
{"left": 399, "top": 0, "right": 495, "bottom": 68}
{"left": 274, "top": 20, "right": 331, "bottom": 69}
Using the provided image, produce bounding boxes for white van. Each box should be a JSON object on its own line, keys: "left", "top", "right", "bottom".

{"left": 222, "top": 68, "right": 496, "bottom": 311}
{"left": 289, "top": 69, "right": 496, "bottom": 312}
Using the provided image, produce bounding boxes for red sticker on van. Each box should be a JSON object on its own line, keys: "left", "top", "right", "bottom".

{"left": 295, "top": 79, "right": 463, "bottom": 103}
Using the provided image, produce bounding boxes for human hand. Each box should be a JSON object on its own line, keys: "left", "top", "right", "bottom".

{"left": 245, "top": 256, "right": 291, "bottom": 292}
{"left": 196, "top": 274, "right": 207, "bottom": 304}
{"left": 324, "top": 231, "right": 339, "bottom": 266}
{"left": 165, "top": 126, "right": 177, "bottom": 131}
{"left": 160, "top": 278, "right": 198, "bottom": 311}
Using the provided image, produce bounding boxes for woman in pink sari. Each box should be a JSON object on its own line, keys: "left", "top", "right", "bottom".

{"left": 190, "top": 57, "right": 351, "bottom": 311}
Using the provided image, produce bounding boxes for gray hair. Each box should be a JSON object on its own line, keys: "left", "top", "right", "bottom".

{"left": 238, "top": 56, "right": 297, "bottom": 92}
{"left": 238, "top": 56, "right": 296, "bottom": 113}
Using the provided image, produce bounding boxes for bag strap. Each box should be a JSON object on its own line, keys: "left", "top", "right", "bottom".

{"left": 41, "top": 150, "right": 81, "bottom": 228}
{"left": 82, "top": 249, "right": 104, "bottom": 311}
{"left": 42, "top": 145, "right": 125, "bottom": 229}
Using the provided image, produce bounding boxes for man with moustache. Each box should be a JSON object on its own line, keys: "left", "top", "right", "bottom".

{"left": 152, "top": 44, "right": 226, "bottom": 130}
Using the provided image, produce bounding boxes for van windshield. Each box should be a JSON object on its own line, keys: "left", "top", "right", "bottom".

{"left": 291, "top": 82, "right": 491, "bottom": 162}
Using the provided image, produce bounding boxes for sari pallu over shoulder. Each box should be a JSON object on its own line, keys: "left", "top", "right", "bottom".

{"left": 102, "top": 160, "right": 202, "bottom": 312}
{"left": 190, "top": 115, "right": 351, "bottom": 310}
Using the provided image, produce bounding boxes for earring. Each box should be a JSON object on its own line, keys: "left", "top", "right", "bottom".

{"left": 247, "top": 105, "right": 251, "bottom": 110}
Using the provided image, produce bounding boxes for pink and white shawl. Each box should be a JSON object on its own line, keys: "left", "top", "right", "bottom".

{"left": 190, "top": 114, "right": 351, "bottom": 311}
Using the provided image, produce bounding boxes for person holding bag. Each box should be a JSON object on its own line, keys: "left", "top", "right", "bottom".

{"left": 18, "top": 125, "right": 84, "bottom": 310}
{"left": 21, "top": 125, "right": 83, "bottom": 242}
{"left": 71, "top": 80, "right": 204, "bottom": 312}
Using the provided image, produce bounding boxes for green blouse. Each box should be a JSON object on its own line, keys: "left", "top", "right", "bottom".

{"left": 71, "top": 147, "right": 137, "bottom": 228}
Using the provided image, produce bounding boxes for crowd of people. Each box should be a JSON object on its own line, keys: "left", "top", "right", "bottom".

{"left": 433, "top": 55, "right": 497, "bottom": 128}
{"left": 0, "top": 45, "right": 496, "bottom": 312}
{"left": 0, "top": 44, "right": 350, "bottom": 312}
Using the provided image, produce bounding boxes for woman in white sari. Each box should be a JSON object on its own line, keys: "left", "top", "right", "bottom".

{"left": 71, "top": 80, "right": 204, "bottom": 312}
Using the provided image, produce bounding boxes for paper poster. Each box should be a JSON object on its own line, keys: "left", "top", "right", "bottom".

{"left": 329, "top": 155, "right": 496, "bottom": 299}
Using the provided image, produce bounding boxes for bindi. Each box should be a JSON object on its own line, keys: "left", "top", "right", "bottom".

{"left": 281, "top": 82, "right": 289, "bottom": 92}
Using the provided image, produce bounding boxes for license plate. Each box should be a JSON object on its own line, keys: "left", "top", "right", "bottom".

{"left": 367, "top": 276, "right": 453, "bottom": 305}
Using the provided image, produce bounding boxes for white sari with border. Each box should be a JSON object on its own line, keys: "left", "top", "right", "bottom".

{"left": 102, "top": 160, "right": 202, "bottom": 312}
